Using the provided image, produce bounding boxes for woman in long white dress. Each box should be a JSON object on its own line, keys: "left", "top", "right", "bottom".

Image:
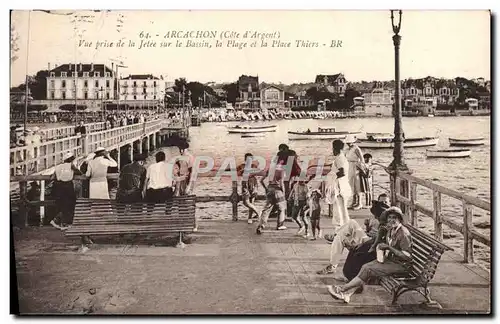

{"left": 86, "top": 147, "right": 118, "bottom": 199}
{"left": 325, "top": 140, "right": 352, "bottom": 233}
{"left": 345, "top": 134, "right": 365, "bottom": 209}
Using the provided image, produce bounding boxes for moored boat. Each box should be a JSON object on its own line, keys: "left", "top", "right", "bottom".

{"left": 358, "top": 136, "right": 439, "bottom": 149}
{"left": 228, "top": 124, "right": 277, "bottom": 134}
{"left": 426, "top": 148, "right": 472, "bottom": 158}
{"left": 449, "top": 137, "right": 485, "bottom": 146}
{"left": 288, "top": 127, "right": 361, "bottom": 140}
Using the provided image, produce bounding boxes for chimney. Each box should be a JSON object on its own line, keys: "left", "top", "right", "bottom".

{"left": 48, "top": 62, "right": 51, "bottom": 70}
{"left": 91, "top": 63, "right": 94, "bottom": 71}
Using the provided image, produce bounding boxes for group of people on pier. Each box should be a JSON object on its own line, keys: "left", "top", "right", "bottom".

{"left": 46, "top": 142, "right": 195, "bottom": 231}
{"left": 236, "top": 136, "right": 413, "bottom": 304}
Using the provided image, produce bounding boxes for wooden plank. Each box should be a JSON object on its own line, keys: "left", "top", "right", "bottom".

{"left": 414, "top": 203, "right": 434, "bottom": 218}
{"left": 397, "top": 172, "right": 490, "bottom": 211}
{"left": 463, "top": 203, "right": 474, "bottom": 263}
{"left": 410, "top": 181, "right": 417, "bottom": 226}
{"left": 433, "top": 190, "right": 443, "bottom": 242}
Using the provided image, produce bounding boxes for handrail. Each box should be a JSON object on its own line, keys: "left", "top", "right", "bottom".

{"left": 394, "top": 169, "right": 490, "bottom": 264}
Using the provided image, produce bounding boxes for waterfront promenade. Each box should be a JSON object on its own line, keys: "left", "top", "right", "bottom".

{"left": 13, "top": 210, "right": 490, "bottom": 315}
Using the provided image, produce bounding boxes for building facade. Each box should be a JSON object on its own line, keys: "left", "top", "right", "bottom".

{"left": 119, "top": 74, "right": 165, "bottom": 108}
{"left": 235, "top": 75, "right": 260, "bottom": 110}
{"left": 362, "top": 88, "right": 394, "bottom": 116}
{"left": 46, "top": 63, "right": 115, "bottom": 101}
{"left": 260, "top": 85, "right": 285, "bottom": 110}
{"left": 314, "top": 73, "right": 347, "bottom": 96}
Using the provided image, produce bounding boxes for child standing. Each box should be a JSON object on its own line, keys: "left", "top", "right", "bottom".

{"left": 289, "top": 178, "right": 310, "bottom": 237}
{"left": 236, "top": 153, "right": 261, "bottom": 224}
{"left": 305, "top": 187, "right": 323, "bottom": 240}
{"left": 359, "top": 153, "right": 373, "bottom": 209}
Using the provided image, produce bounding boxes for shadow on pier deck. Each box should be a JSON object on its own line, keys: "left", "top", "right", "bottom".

{"left": 13, "top": 211, "right": 490, "bottom": 315}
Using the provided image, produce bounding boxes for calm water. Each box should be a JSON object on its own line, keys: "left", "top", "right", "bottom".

{"left": 151, "top": 116, "right": 491, "bottom": 268}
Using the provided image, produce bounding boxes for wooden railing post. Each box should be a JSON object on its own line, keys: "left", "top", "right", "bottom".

{"left": 231, "top": 181, "right": 238, "bottom": 221}
{"left": 410, "top": 181, "right": 417, "bottom": 227}
{"left": 433, "top": 190, "right": 443, "bottom": 241}
{"left": 463, "top": 202, "right": 474, "bottom": 263}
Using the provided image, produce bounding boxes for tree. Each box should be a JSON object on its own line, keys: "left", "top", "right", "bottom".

{"left": 222, "top": 82, "right": 238, "bottom": 105}
{"left": 343, "top": 88, "right": 362, "bottom": 107}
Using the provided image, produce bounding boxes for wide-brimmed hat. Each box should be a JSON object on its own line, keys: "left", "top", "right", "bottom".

{"left": 381, "top": 206, "right": 405, "bottom": 222}
{"left": 344, "top": 134, "right": 357, "bottom": 144}
{"left": 63, "top": 152, "right": 74, "bottom": 161}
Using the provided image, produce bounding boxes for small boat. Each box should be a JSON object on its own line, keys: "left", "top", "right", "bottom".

{"left": 358, "top": 135, "right": 439, "bottom": 149}
{"left": 228, "top": 124, "right": 277, "bottom": 134}
{"left": 426, "top": 148, "right": 472, "bottom": 158}
{"left": 449, "top": 137, "right": 485, "bottom": 146}
{"left": 288, "top": 127, "right": 362, "bottom": 140}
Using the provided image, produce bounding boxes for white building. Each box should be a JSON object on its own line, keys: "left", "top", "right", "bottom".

{"left": 119, "top": 74, "right": 165, "bottom": 107}
{"left": 46, "top": 63, "right": 115, "bottom": 101}
{"left": 362, "top": 88, "right": 394, "bottom": 116}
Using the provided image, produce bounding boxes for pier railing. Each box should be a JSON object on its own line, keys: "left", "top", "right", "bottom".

{"left": 393, "top": 171, "right": 491, "bottom": 264}
{"left": 10, "top": 115, "right": 169, "bottom": 177}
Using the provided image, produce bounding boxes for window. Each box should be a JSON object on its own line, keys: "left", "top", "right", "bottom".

{"left": 94, "top": 72, "right": 100, "bottom": 77}
{"left": 50, "top": 91, "right": 55, "bottom": 99}
{"left": 62, "top": 80, "right": 66, "bottom": 88}
{"left": 106, "top": 80, "right": 110, "bottom": 88}
{"left": 143, "top": 88, "right": 147, "bottom": 94}
{"left": 143, "top": 81, "right": 147, "bottom": 87}
{"left": 95, "top": 92, "right": 99, "bottom": 99}
{"left": 84, "top": 91, "right": 88, "bottom": 99}
{"left": 50, "top": 80, "right": 55, "bottom": 88}
{"left": 105, "top": 72, "right": 110, "bottom": 77}
{"left": 73, "top": 80, "right": 76, "bottom": 87}
{"left": 95, "top": 80, "right": 99, "bottom": 88}
{"left": 154, "top": 81, "right": 157, "bottom": 87}
{"left": 133, "top": 81, "right": 137, "bottom": 87}
{"left": 154, "top": 95, "right": 156, "bottom": 100}
{"left": 50, "top": 72, "right": 55, "bottom": 77}
{"left": 106, "top": 92, "right": 110, "bottom": 100}
{"left": 144, "top": 95, "right": 147, "bottom": 100}
{"left": 61, "top": 72, "right": 67, "bottom": 77}
{"left": 72, "top": 72, "right": 77, "bottom": 77}
{"left": 84, "top": 80, "right": 88, "bottom": 88}
{"left": 133, "top": 95, "right": 137, "bottom": 100}
{"left": 83, "top": 72, "right": 89, "bottom": 77}
{"left": 62, "top": 92, "right": 66, "bottom": 99}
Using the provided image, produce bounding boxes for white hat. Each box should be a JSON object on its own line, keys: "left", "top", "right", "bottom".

{"left": 95, "top": 147, "right": 106, "bottom": 153}
{"left": 64, "top": 152, "right": 74, "bottom": 160}
{"left": 344, "top": 134, "right": 357, "bottom": 144}
{"left": 85, "top": 153, "right": 96, "bottom": 161}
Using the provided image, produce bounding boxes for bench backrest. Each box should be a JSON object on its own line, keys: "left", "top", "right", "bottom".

{"left": 406, "top": 224, "right": 453, "bottom": 286}
{"left": 73, "top": 195, "right": 196, "bottom": 227}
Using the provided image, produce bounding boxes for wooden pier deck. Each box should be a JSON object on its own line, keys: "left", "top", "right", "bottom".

{"left": 13, "top": 210, "right": 490, "bottom": 315}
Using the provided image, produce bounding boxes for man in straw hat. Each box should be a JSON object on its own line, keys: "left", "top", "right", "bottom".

{"left": 50, "top": 152, "right": 81, "bottom": 229}
{"left": 86, "top": 147, "right": 118, "bottom": 199}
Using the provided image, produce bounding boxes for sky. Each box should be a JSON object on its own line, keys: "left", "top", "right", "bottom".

{"left": 10, "top": 10, "right": 491, "bottom": 87}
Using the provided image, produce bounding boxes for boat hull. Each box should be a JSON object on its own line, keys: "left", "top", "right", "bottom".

{"left": 358, "top": 137, "right": 439, "bottom": 149}
{"left": 288, "top": 131, "right": 361, "bottom": 141}
{"left": 228, "top": 125, "right": 277, "bottom": 134}
{"left": 449, "top": 138, "right": 485, "bottom": 146}
{"left": 426, "top": 149, "right": 472, "bottom": 158}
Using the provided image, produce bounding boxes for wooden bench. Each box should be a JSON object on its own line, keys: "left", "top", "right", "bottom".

{"left": 380, "top": 224, "right": 453, "bottom": 306}
{"left": 64, "top": 195, "right": 196, "bottom": 248}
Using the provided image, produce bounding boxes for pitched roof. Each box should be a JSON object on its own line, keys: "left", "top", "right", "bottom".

{"left": 261, "top": 84, "right": 284, "bottom": 91}
{"left": 315, "top": 73, "right": 342, "bottom": 84}
{"left": 48, "top": 63, "right": 113, "bottom": 77}
{"left": 122, "top": 74, "right": 160, "bottom": 80}
{"left": 238, "top": 75, "right": 259, "bottom": 92}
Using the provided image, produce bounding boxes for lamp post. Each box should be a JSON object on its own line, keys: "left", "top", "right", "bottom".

{"left": 387, "top": 10, "right": 410, "bottom": 209}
